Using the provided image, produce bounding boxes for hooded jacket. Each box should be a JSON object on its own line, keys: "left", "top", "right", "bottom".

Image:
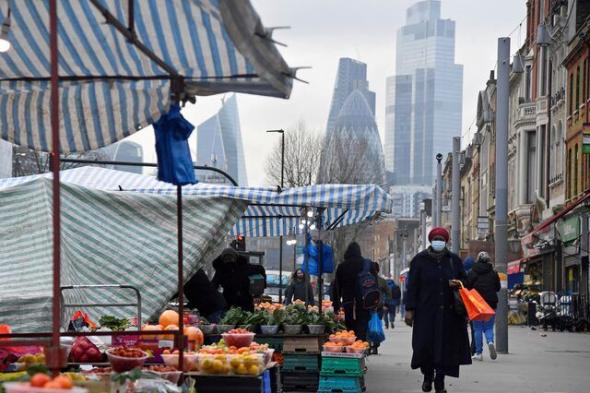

{"left": 467, "top": 261, "right": 501, "bottom": 309}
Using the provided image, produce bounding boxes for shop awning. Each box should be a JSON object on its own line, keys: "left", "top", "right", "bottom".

{"left": 507, "top": 258, "right": 526, "bottom": 275}
{"left": 0, "top": 177, "right": 247, "bottom": 332}
{"left": 0, "top": 166, "right": 394, "bottom": 236}
{"left": 532, "top": 191, "right": 590, "bottom": 233}
{"left": 0, "top": 0, "right": 293, "bottom": 153}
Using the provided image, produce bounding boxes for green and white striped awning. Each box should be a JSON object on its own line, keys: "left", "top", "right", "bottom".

{"left": 0, "top": 178, "right": 247, "bottom": 332}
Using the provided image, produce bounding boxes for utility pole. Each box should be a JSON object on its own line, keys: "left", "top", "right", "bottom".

{"left": 420, "top": 205, "right": 427, "bottom": 251}
{"left": 451, "top": 137, "right": 461, "bottom": 254}
{"left": 495, "top": 37, "right": 510, "bottom": 354}
{"left": 435, "top": 153, "right": 443, "bottom": 227}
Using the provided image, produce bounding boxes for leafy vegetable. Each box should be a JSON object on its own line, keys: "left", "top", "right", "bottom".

{"left": 220, "top": 307, "right": 248, "bottom": 325}
{"left": 99, "top": 315, "right": 131, "bottom": 331}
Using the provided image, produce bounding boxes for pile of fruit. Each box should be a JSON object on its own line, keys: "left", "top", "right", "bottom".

{"left": 323, "top": 330, "right": 369, "bottom": 354}
{"left": 228, "top": 353, "right": 263, "bottom": 376}
{"left": 17, "top": 353, "right": 45, "bottom": 367}
{"left": 108, "top": 347, "right": 145, "bottom": 358}
{"left": 255, "top": 302, "right": 284, "bottom": 312}
{"left": 199, "top": 355, "right": 230, "bottom": 375}
{"left": 29, "top": 374, "right": 73, "bottom": 390}
{"left": 329, "top": 330, "right": 357, "bottom": 345}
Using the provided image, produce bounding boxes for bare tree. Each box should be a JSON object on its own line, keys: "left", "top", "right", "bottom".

{"left": 265, "top": 121, "right": 323, "bottom": 187}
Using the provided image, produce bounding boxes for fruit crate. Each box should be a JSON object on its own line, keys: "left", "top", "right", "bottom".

{"left": 317, "top": 375, "right": 366, "bottom": 393}
{"left": 282, "top": 354, "right": 320, "bottom": 373}
{"left": 320, "top": 356, "right": 365, "bottom": 377}
{"left": 282, "top": 337, "right": 320, "bottom": 354}
{"left": 190, "top": 368, "right": 280, "bottom": 393}
{"left": 256, "top": 337, "right": 284, "bottom": 352}
{"left": 281, "top": 371, "right": 319, "bottom": 392}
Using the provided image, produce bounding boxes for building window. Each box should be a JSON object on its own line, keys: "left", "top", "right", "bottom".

{"left": 550, "top": 126, "right": 556, "bottom": 180}
{"left": 540, "top": 48, "right": 547, "bottom": 96}
{"left": 569, "top": 73, "right": 574, "bottom": 115}
{"left": 527, "top": 131, "right": 537, "bottom": 203}
{"left": 526, "top": 65, "right": 532, "bottom": 101}
{"left": 575, "top": 144, "right": 579, "bottom": 196}
{"left": 568, "top": 148, "right": 572, "bottom": 198}
{"left": 557, "top": 121, "right": 563, "bottom": 177}
{"left": 576, "top": 66, "right": 581, "bottom": 111}
{"left": 585, "top": 59, "right": 589, "bottom": 101}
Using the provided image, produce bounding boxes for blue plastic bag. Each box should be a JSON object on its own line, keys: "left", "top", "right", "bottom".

{"left": 367, "top": 311, "right": 385, "bottom": 344}
{"left": 301, "top": 235, "right": 335, "bottom": 276}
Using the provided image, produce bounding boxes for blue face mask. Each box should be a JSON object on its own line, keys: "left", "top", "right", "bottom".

{"left": 431, "top": 240, "right": 446, "bottom": 252}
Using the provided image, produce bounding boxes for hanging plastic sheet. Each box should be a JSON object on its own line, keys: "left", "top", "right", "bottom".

{"left": 154, "top": 104, "right": 197, "bottom": 186}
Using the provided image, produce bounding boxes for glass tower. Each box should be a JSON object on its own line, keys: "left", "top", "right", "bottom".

{"left": 385, "top": 0, "right": 463, "bottom": 186}
{"left": 196, "top": 95, "right": 248, "bottom": 186}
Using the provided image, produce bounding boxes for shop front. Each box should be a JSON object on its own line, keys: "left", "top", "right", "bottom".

{"left": 521, "top": 225, "right": 557, "bottom": 291}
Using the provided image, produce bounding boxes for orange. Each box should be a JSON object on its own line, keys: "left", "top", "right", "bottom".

{"left": 159, "top": 310, "right": 180, "bottom": 328}
{"left": 30, "top": 373, "right": 51, "bottom": 388}
{"left": 159, "top": 324, "right": 179, "bottom": 340}
{"left": 54, "top": 375, "right": 73, "bottom": 389}
{"left": 142, "top": 324, "right": 162, "bottom": 340}
{"left": 44, "top": 381, "right": 61, "bottom": 389}
{"left": 183, "top": 326, "right": 204, "bottom": 346}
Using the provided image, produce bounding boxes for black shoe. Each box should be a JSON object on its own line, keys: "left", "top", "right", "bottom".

{"left": 434, "top": 379, "right": 446, "bottom": 393}
{"left": 422, "top": 377, "right": 433, "bottom": 392}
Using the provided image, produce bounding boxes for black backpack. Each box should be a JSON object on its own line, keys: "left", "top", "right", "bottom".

{"left": 356, "top": 259, "right": 381, "bottom": 310}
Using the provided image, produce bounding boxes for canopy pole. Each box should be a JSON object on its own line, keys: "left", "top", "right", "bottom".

{"left": 317, "top": 209, "right": 324, "bottom": 313}
{"left": 48, "top": 0, "right": 65, "bottom": 375}
{"left": 177, "top": 185, "right": 185, "bottom": 372}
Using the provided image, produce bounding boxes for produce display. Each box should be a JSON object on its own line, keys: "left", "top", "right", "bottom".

{"left": 106, "top": 347, "right": 148, "bottom": 372}
{"left": 70, "top": 337, "right": 103, "bottom": 363}
{"left": 16, "top": 354, "right": 45, "bottom": 367}
{"left": 324, "top": 331, "right": 369, "bottom": 353}
{"left": 30, "top": 374, "right": 73, "bottom": 389}
{"left": 221, "top": 329, "right": 255, "bottom": 348}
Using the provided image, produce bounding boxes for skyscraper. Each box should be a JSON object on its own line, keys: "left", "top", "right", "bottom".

{"left": 385, "top": 0, "right": 463, "bottom": 187}
{"left": 99, "top": 140, "right": 144, "bottom": 174}
{"left": 196, "top": 95, "right": 248, "bottom": 186}
{"left": 326, "top": 58, "right": 376, "bottom": 133}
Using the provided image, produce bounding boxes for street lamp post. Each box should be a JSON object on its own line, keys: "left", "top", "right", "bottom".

{"left": 266, "top": 129, "right": 285, "bottom": 302}
{"left": 451, "top": 137, "right": 461, "bottom": 254}
{"left": 400, "top": 231, "right": 408, "bottom": 271}
{"left": 435, "top": 153, "right": 443, "bottom": 227}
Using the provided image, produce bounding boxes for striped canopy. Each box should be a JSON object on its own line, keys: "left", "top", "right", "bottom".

{"left": 0, "top": 177, "right": 247, "bottom": 332}
{"left": 0, "top": 0, "right": 293, "bottom": 153}
{"left": 0, "top": 166, "right": 394, "bottom": 237}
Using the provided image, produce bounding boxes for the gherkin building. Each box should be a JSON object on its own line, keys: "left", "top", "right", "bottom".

{"left": 319, "top": 89, "right": 386, "bottom": 186}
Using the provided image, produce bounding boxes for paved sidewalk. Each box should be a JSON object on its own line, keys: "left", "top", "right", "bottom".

{"left": 364, "top": 320, "right": 590, "bottom": 393}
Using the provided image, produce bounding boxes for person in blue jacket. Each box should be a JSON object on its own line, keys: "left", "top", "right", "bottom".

{"left": 384, "top": 277, "right": 401, "bottom": 329}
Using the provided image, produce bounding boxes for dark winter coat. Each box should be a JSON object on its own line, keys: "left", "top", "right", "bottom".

{"left": 184, "top": 269, "right": 227, "bottom": 317}
{"left": 284, "top": 278, "right": 315, "bottom": 305}
{"left": 467, "top": 261, "right": 501, "bottom": 310}
{"left": 331, "top": 255, "right": 365, "bottom": 311}
{"left": 212, "top": 250, "right": 254, "bottom": 312}
{"left": 405, "top": 248, "right": 472, "bottom": 378}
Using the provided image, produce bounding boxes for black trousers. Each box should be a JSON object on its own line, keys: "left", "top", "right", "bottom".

{"left": 421, "top": 367, "right": 445, "bottom": 382}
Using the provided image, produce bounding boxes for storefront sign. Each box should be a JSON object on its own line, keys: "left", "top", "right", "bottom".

{"left": 558, "top": 215, "right": 580, "bottom": 244}
{"left": 584, "top": 133, "right": 590, "bottom": 154}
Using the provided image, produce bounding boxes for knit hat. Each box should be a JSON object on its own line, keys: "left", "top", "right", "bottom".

{"left": 428, "top": 227, "right": 450, "bottom": 242}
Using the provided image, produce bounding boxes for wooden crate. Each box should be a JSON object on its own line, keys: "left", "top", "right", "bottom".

{"left": 282, "top": 337, "right": 320, "bottom": 354}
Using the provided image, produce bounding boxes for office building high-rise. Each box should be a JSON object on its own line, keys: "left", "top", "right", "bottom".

{"left": 326, "top": 58, "right": 376, "bottom": 133}
{"left": 196, "top": 95, "right": 248, "bottom": 185}
{"left": 100, "top": 140, "right": 144, "bottom": 174}
{"left": 385, "top": 0, "right": 463, "bottom": 187}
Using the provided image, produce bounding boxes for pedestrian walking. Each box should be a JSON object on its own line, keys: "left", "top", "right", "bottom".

{"left": 212, "top": 248, "right": 255, "bottom": 312}
{"left": 369, "top": 262, "right": 391, "bottom": 354}
{"left": 463, "top": 255, "right": 476, "bottom": 356}
{"left": 384, "top": 277, "right": 401, "bottom": 329}
{"left": 332, "top": 242, "right": 372, "bottom": 340}
{"left": 284, "top": 269, "right": 315, "bottom": 306}
{"left": 405, "top": 227, "right": 471, "bottom": 393}
{"left": 467, "top": 251, "right": 501, "bottom": 361}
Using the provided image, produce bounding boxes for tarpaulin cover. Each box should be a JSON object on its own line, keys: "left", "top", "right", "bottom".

{"left": 0, "top": 178, "right": 247, "bottom": 332}
{"left": 0, "top": 167, "right": 394, "bottom": 237}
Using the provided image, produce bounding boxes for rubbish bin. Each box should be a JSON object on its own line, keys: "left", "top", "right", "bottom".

{"left": 527, "top": 301, "right": 538, "bottom": 326}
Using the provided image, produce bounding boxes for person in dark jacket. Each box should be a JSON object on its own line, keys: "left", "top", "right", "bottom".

{"left": 332, "top": 242, "right": 370, "bottom": 340}
{"left": 405, "top": 227, "right": 471, "bottom": 393}
{"left": 284, "top": 269, "right": 314, "bottom": 305}
{"left": 467, "top": 251, "right": 501, "bottom": 361}
{"left": 384, "top": 277, "right": 401, "bottom": 329}
{"left": 212, "top": 248, "right": 254, "bottom": 312}
{"left": 184, "top": 268, "right": 227, "bottom": 323}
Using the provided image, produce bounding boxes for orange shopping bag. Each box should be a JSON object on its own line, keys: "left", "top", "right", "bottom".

{"left": 458, "top": 285, "right": 495, "bottom": 322}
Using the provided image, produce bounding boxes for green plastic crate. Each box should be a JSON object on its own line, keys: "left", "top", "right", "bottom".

{"left": 317, "top": 376, "right": 364, "bottom": 393}
{"left": 320, "top": 356, "right": 364, "bottom": 377}
{"left": 282, "top": 354, "right": 319, "bottom": 373}
{"left": 256, "top": 337, "right": 284, "bottom": 352}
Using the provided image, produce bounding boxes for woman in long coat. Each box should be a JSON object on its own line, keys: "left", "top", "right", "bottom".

{"left": 404, "top": 227, "right": 471, "bottom": 393}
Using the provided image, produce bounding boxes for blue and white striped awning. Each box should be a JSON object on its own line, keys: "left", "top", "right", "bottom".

{"left": 0, "top": 166, "right": 393, "bottom": 237}
{"left": 0, "top": 0, "right": 293, "bottom": 153}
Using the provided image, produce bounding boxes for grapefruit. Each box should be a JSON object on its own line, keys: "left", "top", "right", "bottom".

{"left": 184, "top": 326, "right": 204, "bottom": 346}
{"left": 159, "top": 324, "right": 179, "bottom": 341}
{"left": 159, "top": 310, "right": 179, "bottom": 328}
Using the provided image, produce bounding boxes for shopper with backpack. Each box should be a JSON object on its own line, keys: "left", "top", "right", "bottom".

{"left": 404, "top": 227, "right": 471, "bottom": 393}
{"left": 384, "top": 277, "right": 401, "bottom": 329}
{"left": 332, "top": 242, "right": 380, "bottom": 341}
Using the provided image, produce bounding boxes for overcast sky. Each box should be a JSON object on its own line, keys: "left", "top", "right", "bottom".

{"left": 129, "top": 0, "right": 526, "bottom": 186}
